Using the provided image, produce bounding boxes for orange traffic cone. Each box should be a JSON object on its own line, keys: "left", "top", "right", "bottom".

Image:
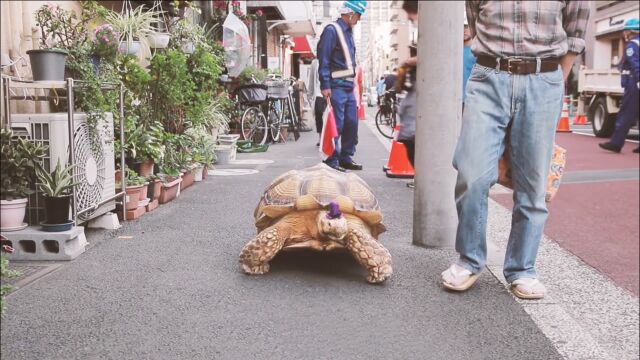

{"left": 358, "top": 102, "right": 366, "bottom": 120}
{"left": 556, "top": 96, "right": 572, "bottom": 133}
{"left": 572, "top": 113, "right": 587, "bottom": 125}
{"left": 384, "top": 125, "right": 415, "bottom": 178}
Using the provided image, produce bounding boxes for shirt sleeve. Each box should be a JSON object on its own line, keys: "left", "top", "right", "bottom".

{"left": 625, "top": 41, "right": 640, "bottom": 81}
{"left": 317, "top": 25, "right": 337, "bottom": 91}
{"left": 465, "top": 0, "right": 480, "bottom": 39}
{"left": 562, "top": 1, "right": 590, "bottom": 54}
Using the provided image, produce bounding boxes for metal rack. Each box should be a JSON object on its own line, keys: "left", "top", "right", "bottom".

{"left": 1, "top": 75, "right": 127, "bottom": 224}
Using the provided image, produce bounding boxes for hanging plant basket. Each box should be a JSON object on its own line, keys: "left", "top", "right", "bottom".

{"left": 26, "top": 49, "right": 68, "bottom": 81}
{"left": 119, "top": 40, "right": 141, "bottom": 55}
{"left": 147, "top": 31, "right": 170, "bottom": 49}
{"left": 181, "top": 40, "right": 195, "bottom": 54}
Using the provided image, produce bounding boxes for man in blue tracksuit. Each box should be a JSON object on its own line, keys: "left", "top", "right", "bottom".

{"left": 600, "top": 18, "right": 640, "bottom": 154}
{"left": 317, "top": 0, "right": 367, "bottom": 171}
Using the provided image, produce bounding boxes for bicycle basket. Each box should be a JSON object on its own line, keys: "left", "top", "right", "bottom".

{"left": 237, "top": 84, "right": 268, "bottom": 104}
{"left": 266, "top": 81, "right": 289, "bottom": 99}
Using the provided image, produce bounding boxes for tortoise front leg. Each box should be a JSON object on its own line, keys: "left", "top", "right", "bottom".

{"left": 239, "top": 224, "right": 288, "bottom": 275}
{"left": 345, "top": 228, "right": 393, "bottom": 284}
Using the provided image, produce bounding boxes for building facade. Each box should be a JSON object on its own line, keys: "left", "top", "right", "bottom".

{"left": 584, "top": 0, "right": 640, "bottom": 69}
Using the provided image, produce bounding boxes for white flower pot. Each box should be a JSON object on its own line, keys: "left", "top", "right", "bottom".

{"left": 194, "top": 165, "right": 204, "bottom": 182}
{"left": 181, "top": 41, "right": 195, "bottom": 54}
{"left": 0, "top": 198, "right": 28, "bottom": 231}
{"left": 147, "top": 32, "right": 170, "bottom": 49}
{"left": 119, "top": 40, "right": 141, "bottom": 55}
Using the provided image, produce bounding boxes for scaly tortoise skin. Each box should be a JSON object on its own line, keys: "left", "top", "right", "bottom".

{"left": 239, "top": 163, "right": 392, "bottom": 283}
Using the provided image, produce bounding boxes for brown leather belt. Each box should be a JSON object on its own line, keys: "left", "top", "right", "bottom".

{"left": 476, "top": 56, "right": 560, "bottom": 74}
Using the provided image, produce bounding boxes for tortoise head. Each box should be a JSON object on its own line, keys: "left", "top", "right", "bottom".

{"left": 317, "top": 201, "right": 348, "bottom": 241}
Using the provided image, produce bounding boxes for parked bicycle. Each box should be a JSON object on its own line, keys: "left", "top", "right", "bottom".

{"left": 375, "top": 90, "right": 398, "bottom": 139}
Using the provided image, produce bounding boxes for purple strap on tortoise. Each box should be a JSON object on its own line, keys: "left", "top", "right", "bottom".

{"left": 326, "top": 201, "right": 342, "bottom": 219}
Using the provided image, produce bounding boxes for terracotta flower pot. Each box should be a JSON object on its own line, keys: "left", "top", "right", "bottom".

{"left": 115, "top": 169, "right": 123, "bottom": 183}
{"left": 0, "top": 198, "right": 28, "bottom": 231}
{"left": 125, "top": 185, "right": 145, "bottom": 210}
{"left": 139, "top": 182, "right": 149, "bottom": 202}
{"left": 159, "top": 178, "right": 182, "bottom": 204}
{"left": 138, "top": 159, "right": 155, "bottom": 178}
{"left": 152, "top": 179, "right": 161, "bottom": 201}
{"left": 181, "top": 169, "right": 195, "bottom": 190}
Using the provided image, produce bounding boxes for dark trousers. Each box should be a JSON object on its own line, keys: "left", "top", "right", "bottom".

{"left": 314, "top": 96, "right": 327, "bottom": 134}
{"left": 400, "top": 139, "right": 415, "bottom": 168}
{"left": 610, "top": 82, "right": 639, "bottom": 148}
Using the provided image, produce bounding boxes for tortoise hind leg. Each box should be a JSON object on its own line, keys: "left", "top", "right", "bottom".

{"left": 239, "top": 224, "right": 288, "bottom": 275}
{"left": 345, "top": 228, "right": 393, "bottom": 283}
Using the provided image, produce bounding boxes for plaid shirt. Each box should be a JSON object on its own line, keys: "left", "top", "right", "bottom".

{"left": 466, "top": 1, "right": 590, "bottom": 59}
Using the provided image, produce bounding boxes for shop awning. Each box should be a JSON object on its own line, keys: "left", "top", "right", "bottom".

{"left": 268, "top": 19, "right": 316, "bottom": 37}
{"left": 292, "top": 36, "right": 315, "bottom": 56}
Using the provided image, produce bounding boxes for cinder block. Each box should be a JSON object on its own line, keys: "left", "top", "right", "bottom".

{"left": 0, "top": 226, "right": 87, "bottom": 261}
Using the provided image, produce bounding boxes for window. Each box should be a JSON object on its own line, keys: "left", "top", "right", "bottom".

{"left": 323, "top": 0, "right": 330, "bottom": 18}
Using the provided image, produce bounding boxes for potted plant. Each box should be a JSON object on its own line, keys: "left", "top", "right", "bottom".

{"left": 0, "top": 129, "right": 47, "bottom": 231}
{"left": 29, "top": 3, "right": 73, "bottom": 80}
{"left": 118, "top": 169, "right": 147, "bottom": 211}
{"left": 91, "top": 24, "right": 119, "bottom": 70}
{"left": 146, "top": 175, "right": 162, "bottom": 202}
{"left": 157, "top": 167, "right": 182, "bottom": 204}
{"left": 35, "top": 159, "right": 80, "bottom": 231}
{"left": 105, "top": 5, "right": 159, "bottom": 57}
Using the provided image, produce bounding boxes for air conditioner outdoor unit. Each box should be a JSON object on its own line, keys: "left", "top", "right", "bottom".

{"left": 10, "top": 113, "right": 116, "bottom": 224}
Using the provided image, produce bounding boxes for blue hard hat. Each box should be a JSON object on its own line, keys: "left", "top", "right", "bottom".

{"left": 623, "top": 18, "right": 639, "bottom": 31}
{"left": 344, "top": 1, "right": 367, "bottom": 15}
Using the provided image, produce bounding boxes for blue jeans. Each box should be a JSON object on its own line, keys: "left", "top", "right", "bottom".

{"left": 326, "top": 87, "right": 358, "bottom": 167}
{"left": 453, "top": 63, "right": 564, "bottom": 283}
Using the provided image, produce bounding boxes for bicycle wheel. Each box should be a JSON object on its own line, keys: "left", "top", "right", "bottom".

{"left": 241, "top": 107, "right": 268, "bottom": 145}
{"left": 375, "top": 108, "right": 396, "bottom": 139}
{"left": 268, "top": 100, "right": 282, "bottom": 142}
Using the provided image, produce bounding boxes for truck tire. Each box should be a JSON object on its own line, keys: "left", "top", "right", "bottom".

{"left": 589, "top": 97, "right": 616, "bottom": 138}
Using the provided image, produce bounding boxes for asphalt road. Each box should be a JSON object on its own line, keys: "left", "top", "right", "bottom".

{"left": 1, "top": 119, "right": 561, "bottom": 359}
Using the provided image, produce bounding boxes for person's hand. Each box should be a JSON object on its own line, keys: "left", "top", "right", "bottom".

{"left": 322, "top": 89, "right": 332, "bottom": 100}
{"left": 403, "top": 57, "right": 417, "bottom": 67}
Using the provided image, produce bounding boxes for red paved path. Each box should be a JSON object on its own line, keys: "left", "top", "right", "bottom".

{"left": 492, "top": 133, "right": 639, "bottom": 296}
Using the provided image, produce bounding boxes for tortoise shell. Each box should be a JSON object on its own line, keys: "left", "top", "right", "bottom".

{"left": 254, "top": 163, "right": 385, "bottom": 233}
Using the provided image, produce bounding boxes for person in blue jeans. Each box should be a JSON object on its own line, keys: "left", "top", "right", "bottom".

{"left": 599, "top": 18, "right": 640, "bottom": 154}
{"left": 442, "top": 1, "right": 590, "bottom": 300}
{"left": 317, "top": 0, "right": 367, "bottom": 172}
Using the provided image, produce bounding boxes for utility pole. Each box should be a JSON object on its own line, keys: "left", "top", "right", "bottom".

{"left": 412, "top": 1, "right": 463, "bottom": 248}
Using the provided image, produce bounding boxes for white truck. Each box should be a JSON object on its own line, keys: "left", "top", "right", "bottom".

{"left": 577, "top": 68, "right": 625, "bottom": 137}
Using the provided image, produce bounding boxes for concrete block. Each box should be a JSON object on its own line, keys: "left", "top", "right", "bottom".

{"left": 0, "top": 226, "right": 87, "bottom": 261}
{"left": 87, "top": 212, "right": 121, "bottom": 230}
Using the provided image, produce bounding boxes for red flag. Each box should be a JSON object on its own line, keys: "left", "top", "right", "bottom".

{"left": 319, "top": 103, "right": 338, "bottom": 159}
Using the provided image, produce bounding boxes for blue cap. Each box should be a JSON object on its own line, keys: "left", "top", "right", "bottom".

{"left": 344, "top": 1, "right": 367, "bottom": 15}
{"left": 326, "top": 202, "right": 343, "bottom": 219}
{"left": 624, "top": 18, "right": 639, "bottom": 31}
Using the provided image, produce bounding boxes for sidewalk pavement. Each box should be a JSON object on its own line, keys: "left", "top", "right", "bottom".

{"left": 0, "top": 110, "right": 637, "bottom": 359}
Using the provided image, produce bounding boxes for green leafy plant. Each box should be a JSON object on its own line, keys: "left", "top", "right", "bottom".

{"left": 35, "top": 159, "right": 80, "bottom": 197}
{"left": 185, "top": 126, "right": 216, "bottom": 167}
{"left": 1, "top": 243, "right": 20, "bottom": 318}
{"left": 125, "top": 169, "right": 147, "bottom": 187}
{"left": 0, "top": 128, "right": 48, "bottom": 200}
{"left": 34, "top": 1, "right": 108, "bottom": 50}
{"left": 238, "top": 66, "right": 268, "bottom": 85}
{"left": 93, "top": 24, "right": 119, "bottom": 58}
{"left": 149, "top": 49, "right": 194, "bottom": 134}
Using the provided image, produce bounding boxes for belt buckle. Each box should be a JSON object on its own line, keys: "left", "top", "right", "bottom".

{"left": 507, "top": 58, "right": 523, "bottom": 74}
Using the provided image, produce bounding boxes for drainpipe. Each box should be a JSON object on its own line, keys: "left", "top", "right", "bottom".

{"left": 412, "top": 1, "right": 463, "bottom": 248}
